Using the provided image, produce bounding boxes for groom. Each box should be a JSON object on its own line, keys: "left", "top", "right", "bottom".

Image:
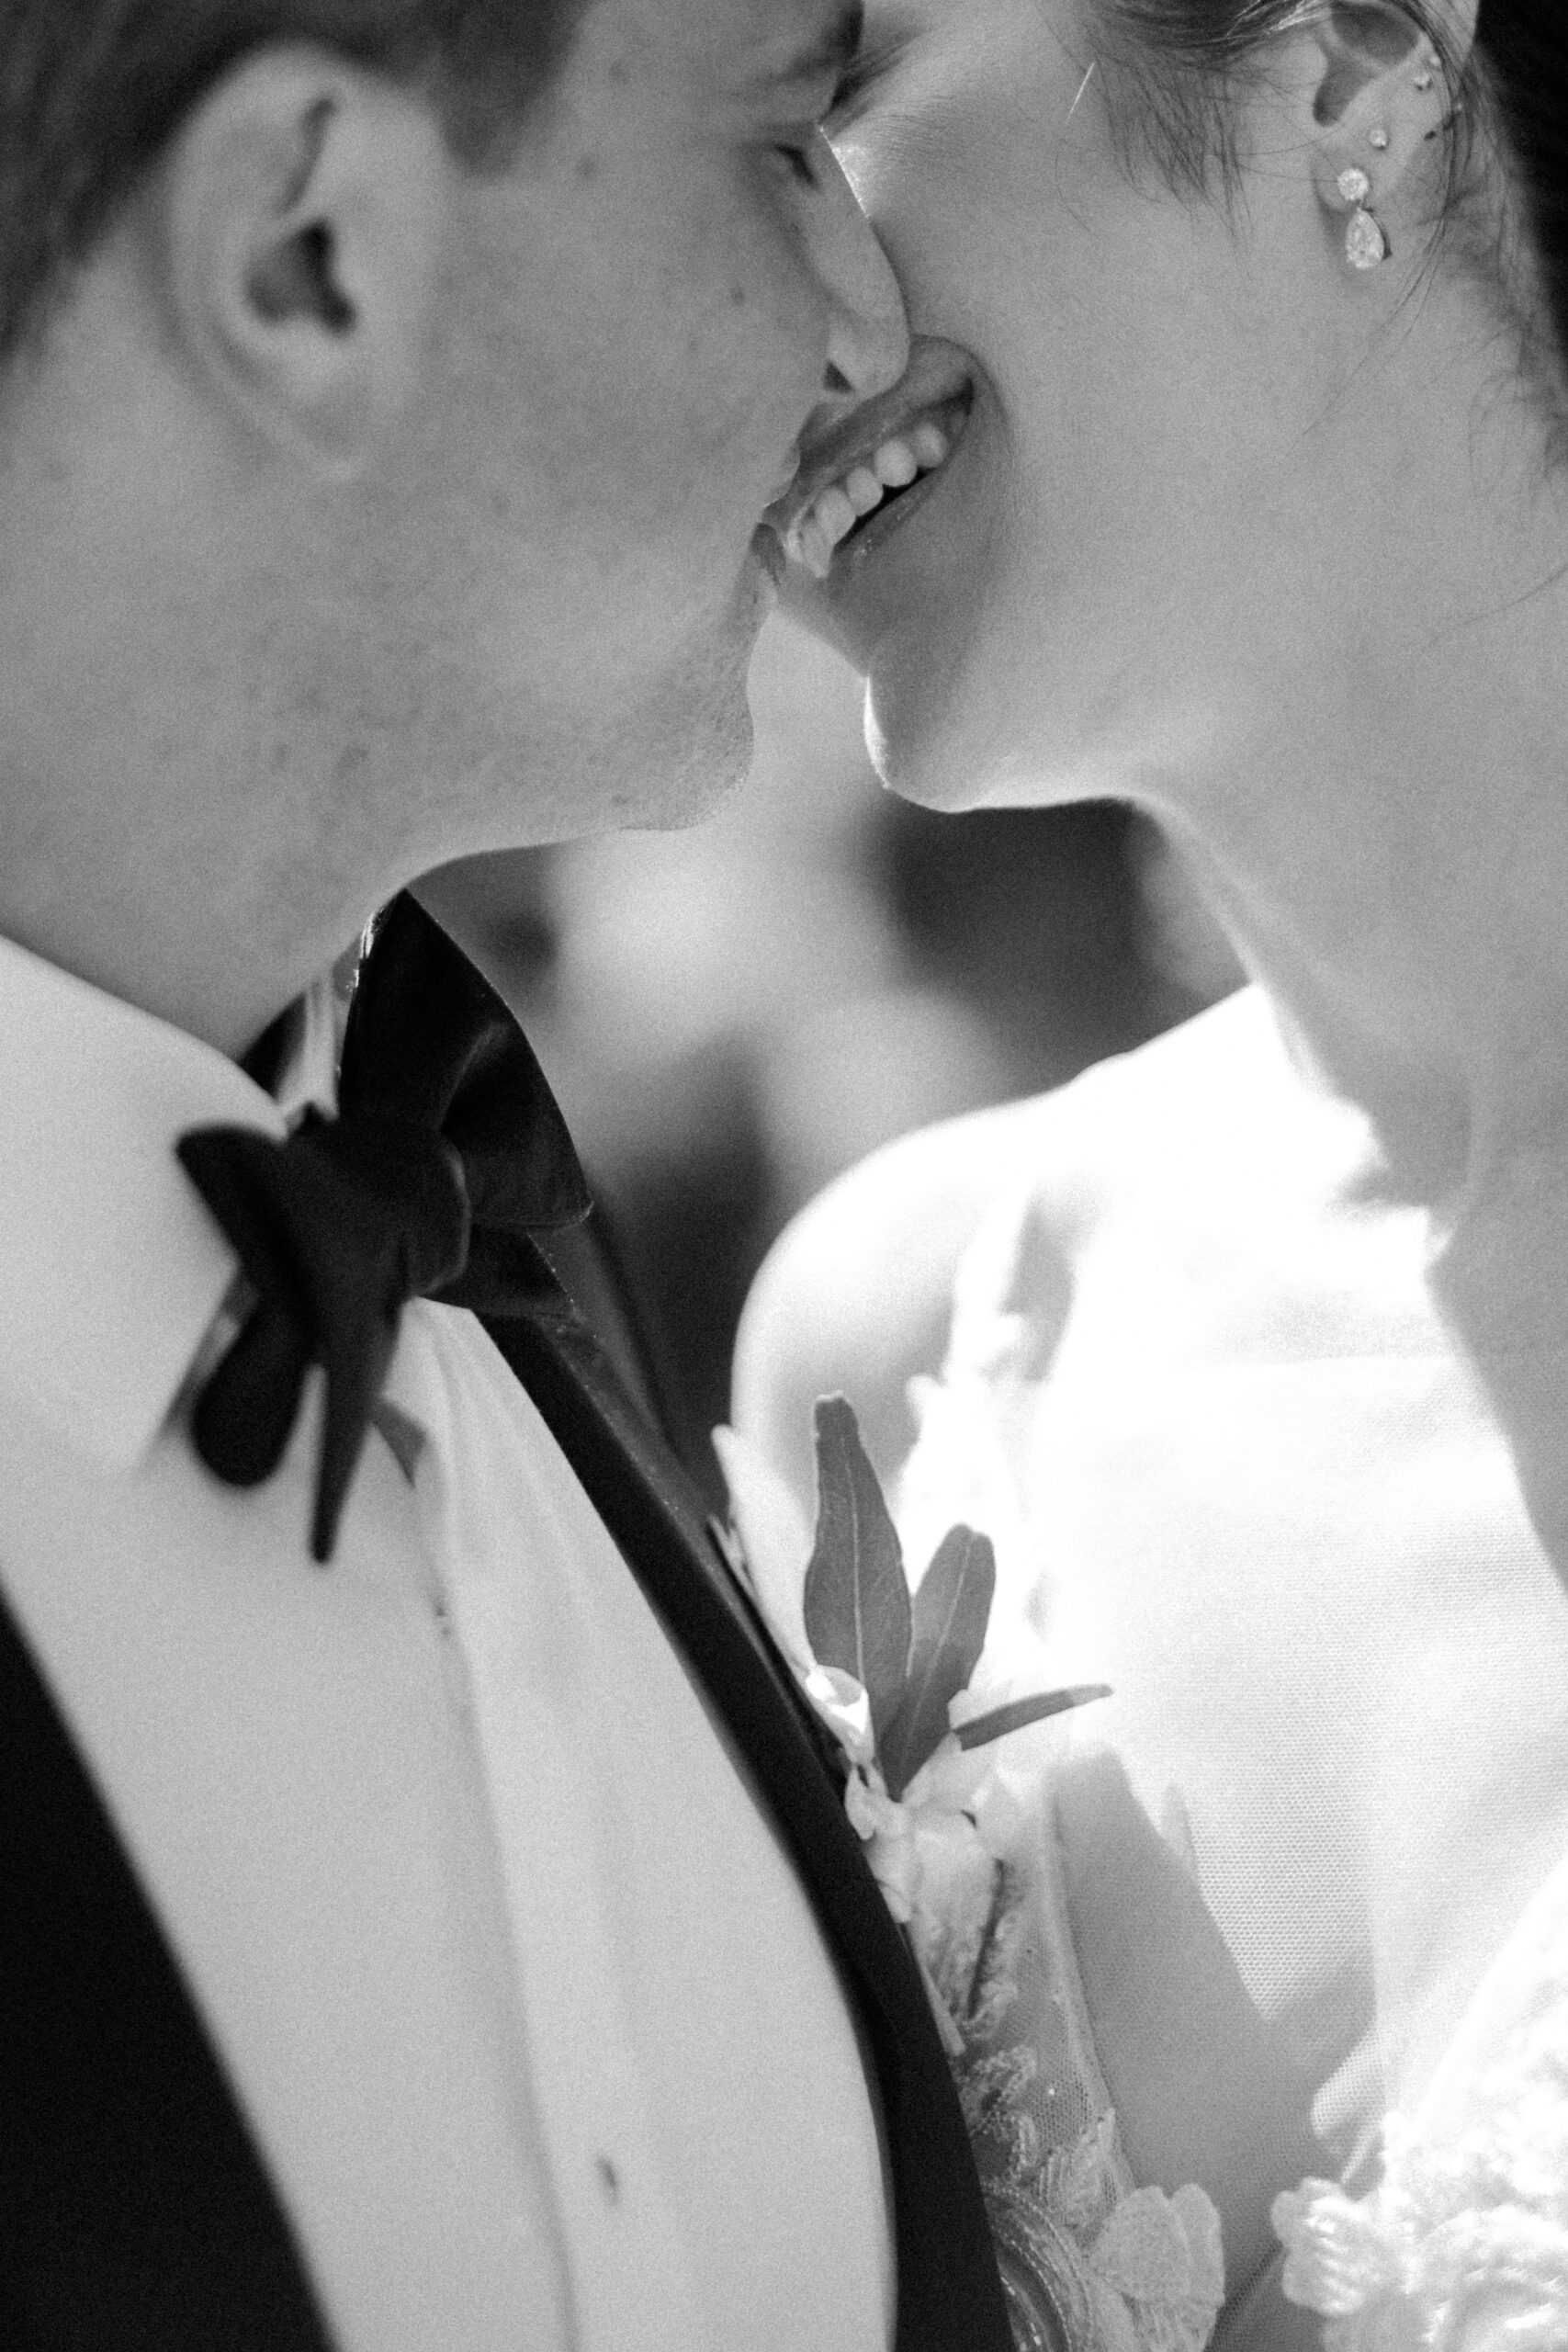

{"left": 0, "top": 3, "right": 1015, "bottom": 2348}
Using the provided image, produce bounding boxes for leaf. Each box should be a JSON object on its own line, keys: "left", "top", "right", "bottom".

{"left": 803, "top": 1396, "right": 911, "bottom": 1747}
{"left": 878, "top": 1525, "right": 996, "bottom": 1801}
{"left": 953, "top": 1684, "right": 1112, "bottom": 1751}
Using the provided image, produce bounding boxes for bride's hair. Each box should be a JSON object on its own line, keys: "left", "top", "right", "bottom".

{"left": 1100, "top": 1, "right": 1568, "bottom": 379}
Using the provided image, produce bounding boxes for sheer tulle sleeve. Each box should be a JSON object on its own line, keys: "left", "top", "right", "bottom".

{"left": 1273, "top": 1849, "right": 1568, "bottom": 2350}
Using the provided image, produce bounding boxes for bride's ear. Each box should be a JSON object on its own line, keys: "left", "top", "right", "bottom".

{"left": 1278, "top": 2, "right": 1479, "bottom": 268}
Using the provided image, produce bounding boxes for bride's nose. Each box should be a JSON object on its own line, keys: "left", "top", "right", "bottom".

{"left": 798, "top": 133, "right": 911, "bottom": 400}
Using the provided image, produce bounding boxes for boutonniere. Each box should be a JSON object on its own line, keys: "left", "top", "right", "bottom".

{"left": 717, "top": 1399, "right": 1228, "bottom": 2351}
{"left": 716, "top": 1395, "right": 1107, "bottom": 2048}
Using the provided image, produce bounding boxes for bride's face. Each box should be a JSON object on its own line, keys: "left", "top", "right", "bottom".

{"left": 778, "top": 0, "right": 1365, "bottom": 811}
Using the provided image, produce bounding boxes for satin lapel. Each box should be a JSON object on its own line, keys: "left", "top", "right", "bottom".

{"left": 481, "top": 1273, "right": 1013, "bottom": 2352}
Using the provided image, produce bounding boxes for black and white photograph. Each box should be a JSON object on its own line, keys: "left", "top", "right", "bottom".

{"left": 2, "top": 3, "right": 1566, "bottom": 2347}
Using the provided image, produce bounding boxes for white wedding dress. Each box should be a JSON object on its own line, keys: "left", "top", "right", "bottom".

{"left": 737, "top": 984, "right": 1568, "bottom": 2348}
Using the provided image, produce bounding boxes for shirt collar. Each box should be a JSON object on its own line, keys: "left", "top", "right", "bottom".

{"left": 0, "top": 933, "right": 294, "bottom": 1473}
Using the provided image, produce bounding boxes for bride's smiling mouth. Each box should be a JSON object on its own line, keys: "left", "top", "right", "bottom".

{"left": 764, "top": 356, "right": 976, "bottom": 583}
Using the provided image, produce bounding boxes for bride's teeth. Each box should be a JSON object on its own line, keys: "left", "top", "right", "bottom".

{"left": 795, "top": 514, "right": 835, "bottom": 580}
{"left": 843, "top": 464, "right": 885, "bottom": 516}
{"left": 784, "top": 403, "right": 962, "bottom": 574}
{"left": 872, "top": 438, "right": 919, "bottom": 489}
{"left": 814, "top": 485, "right": 859, "bottom": 547}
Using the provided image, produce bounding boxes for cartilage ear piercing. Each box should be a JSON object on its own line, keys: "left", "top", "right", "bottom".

{"left": 1369, "top": 124, "right": 1390, "bottom": 151}
{"left": 1337, "top": 166, "right": 1387, "bottom": 270}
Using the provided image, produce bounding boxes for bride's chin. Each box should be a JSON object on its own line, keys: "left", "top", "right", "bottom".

{"left": 863, "top": 639, "right": 1040, "bottom": 813}
{"left": 864, "top": 697, "right": 983, "bottom": 811}
{"left": 866, "top": 614, "right": 1190, "bottom": 817}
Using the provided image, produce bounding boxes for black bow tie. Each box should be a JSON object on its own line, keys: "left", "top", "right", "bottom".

{"left": 177, "top": 892, "right": 591, "bottom": 1561}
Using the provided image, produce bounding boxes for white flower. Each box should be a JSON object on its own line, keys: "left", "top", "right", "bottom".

{"left": 1272, "top": 2179, "right": 1399, "bottom": 2322}
{"left": 903, "top": 1729, "right": 994, "bottom": 1818}
{"left": 802, "top": 1666, "right": 874, "bottom": 1769}
{"left": 840, "top": 1753, "right": 999, "bottom": 1966}
{"left": 1087, "top": 2179, "right": 1225, "bottom": 2335}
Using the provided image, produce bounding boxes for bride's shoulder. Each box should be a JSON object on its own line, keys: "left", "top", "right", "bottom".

{"left": 733, "top": 1086, "right": 1050, "bottom": 1498}
{"left": 733, "top": 986, "right": 1272, "bottom": 1498}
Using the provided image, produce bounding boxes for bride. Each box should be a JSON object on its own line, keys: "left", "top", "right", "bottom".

{"left": 732, "top": 0, "right": 1568, "bottom": 2344}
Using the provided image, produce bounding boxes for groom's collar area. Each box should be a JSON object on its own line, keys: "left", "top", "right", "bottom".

{"left": 0, "top": 934, "right": 288, "bottom": 1474}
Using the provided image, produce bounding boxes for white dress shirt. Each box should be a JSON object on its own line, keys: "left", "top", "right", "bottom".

{"left": 0, "top": 932, "right": 893, "bottom": 2352}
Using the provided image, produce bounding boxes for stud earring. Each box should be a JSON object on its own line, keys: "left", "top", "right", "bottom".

{"left": 1369, "top": 124, "right": 1390, "bottom": 151}
{"left": 1337, "top": 166, "right": 1387, "bottom": 270}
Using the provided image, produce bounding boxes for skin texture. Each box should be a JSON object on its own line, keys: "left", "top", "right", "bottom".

{"left": 0, "top": 0, "right": 908, "bottom": 1057}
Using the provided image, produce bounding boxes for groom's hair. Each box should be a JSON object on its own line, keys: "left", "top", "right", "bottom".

{"left": 0, "top": 0, "right": 591, "bottom": 366}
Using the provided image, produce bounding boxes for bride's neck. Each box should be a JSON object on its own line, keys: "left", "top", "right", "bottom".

{"left": 1163, "top": 570, "right": 1568, "bottom": 1562}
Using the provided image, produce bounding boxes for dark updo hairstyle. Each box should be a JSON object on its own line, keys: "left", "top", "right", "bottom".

{"left": 1097, "top": 1, "right": 1568, "bottom": 382}
{"left": 0, "top": 0, "right": 591, "bottom": 366}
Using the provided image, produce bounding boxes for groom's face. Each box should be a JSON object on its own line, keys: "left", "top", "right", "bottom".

{"left": 391, "top": 0, "right": 908, "bottom": 853}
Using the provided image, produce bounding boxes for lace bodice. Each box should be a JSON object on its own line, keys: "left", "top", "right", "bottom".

{"left": 1273, "top": 1849, "right": 1568, "bottom": 2349}
{"left": 906, "top": 1771, "right": 1224, "bottom": 2352}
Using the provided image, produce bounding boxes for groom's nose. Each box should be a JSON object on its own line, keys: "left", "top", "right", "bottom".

{"left": 801, "top": 136, "right": 910, "bottom": 402}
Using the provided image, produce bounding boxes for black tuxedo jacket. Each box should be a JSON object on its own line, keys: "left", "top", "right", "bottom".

{"left": 0, "top": 1583, "right": 334, "bottom": 2350}
{"left": 0, "top": 1210, "right": 1012, "bottom": 2351}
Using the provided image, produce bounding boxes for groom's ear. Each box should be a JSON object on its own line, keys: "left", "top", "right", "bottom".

{"left": 154, "top": 47, "right": 449, "bottom": 481}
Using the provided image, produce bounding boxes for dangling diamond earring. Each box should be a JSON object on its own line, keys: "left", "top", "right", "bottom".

{"left": 1337, "top": 166, "right": 1387, "bottom": 270}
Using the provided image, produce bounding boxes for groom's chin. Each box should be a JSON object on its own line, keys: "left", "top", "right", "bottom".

{"left": 638, "top": 714, "right": 754, "bottom": 833}
{"left": 604, "top": 658, "right": 758, "bottom": 835}
{"left": 547, "top": 588, "right": 758, "bottom": 833}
